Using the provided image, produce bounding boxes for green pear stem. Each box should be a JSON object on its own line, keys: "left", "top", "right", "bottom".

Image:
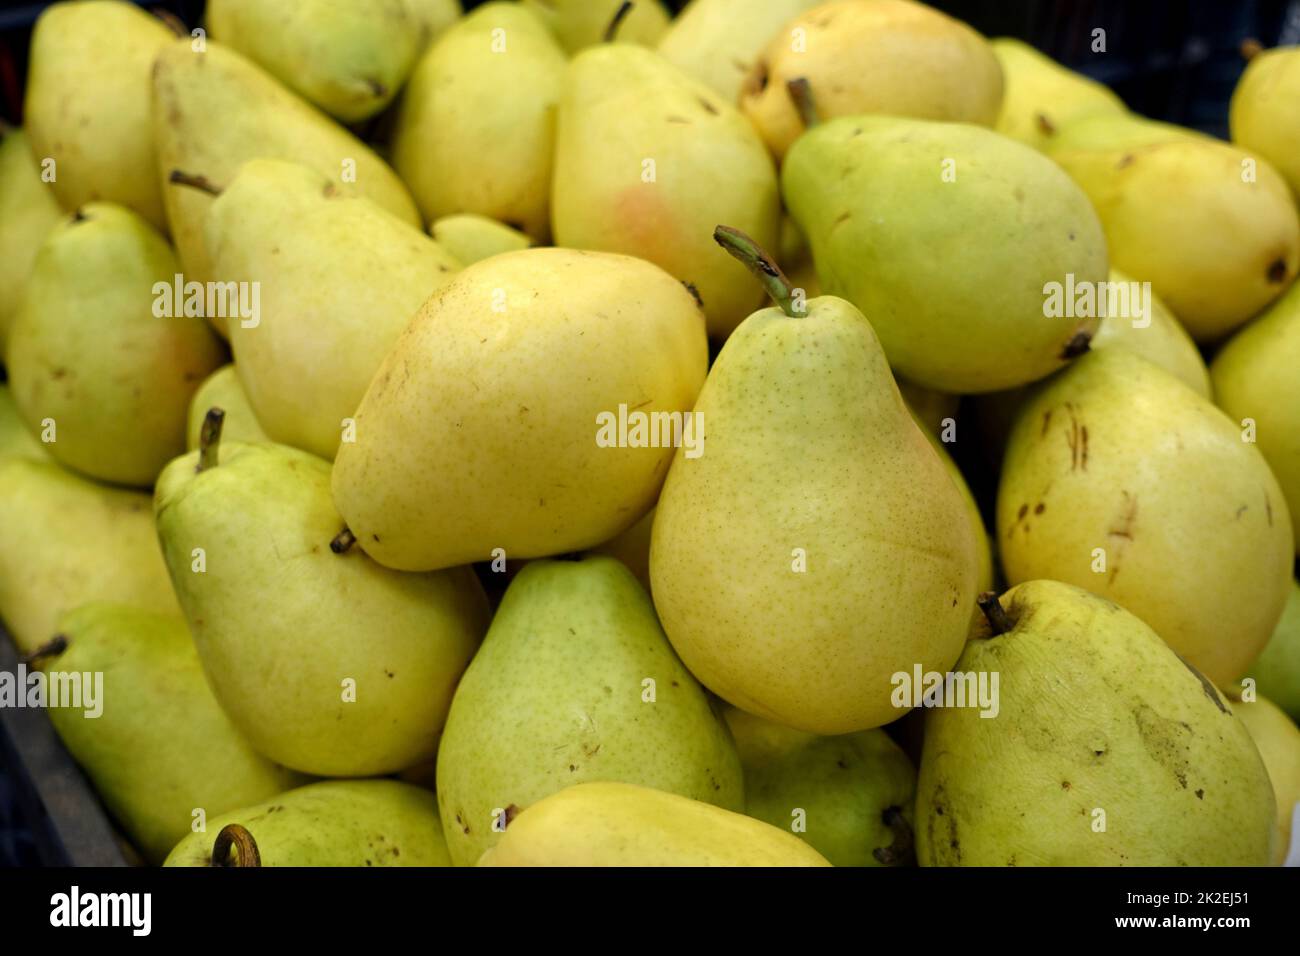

{"left": 330, "top": 527, "right": 357, "bottom": 554}
{"left": 871, "top": 806, "right": 915, "bottom": 866}
{"left": 603, "top": 0, "right": 634, "bottom": 43}
{"left": 713, "top": 226, "right": 800, "bottom": 317}
{"left": 20, "top": 634, "right": 68, "bottom": 666}
{"left": 197, "top": 407, "right": 226, "bottom": 473}
{"left": 786, "top": 77, "right": 818, "bottom": 130}
{"left": 168, "top": 169, "right": 222, "bottom": 196}
{"left": 977, "top": 591, "right": 1013, "bottom": 636}
{"left": 211, "top": 823, "right": 262, "bottom": 867}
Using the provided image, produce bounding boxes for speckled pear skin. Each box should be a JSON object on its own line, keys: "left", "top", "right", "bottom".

{"left": 436, "top": 557, "right": 743, "bottom": 867}
{"left": 998, "top": 349, "right": 1293, "bottom": 686}
{"left": 163, "top": 780, "right": 451, "bottom": 866}
{"left": 991, "top": 37, "right": 1125, "bottom": 151}
{"left": 650, "top": 295, "right": 979, "bottom": 734}
{"left": 916, "top": 580, "right": 1277, "bottom": 867}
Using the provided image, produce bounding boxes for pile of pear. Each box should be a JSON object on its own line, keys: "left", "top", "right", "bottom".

{"left": 0, "top": 0, "right": 1298, "bottom": 868}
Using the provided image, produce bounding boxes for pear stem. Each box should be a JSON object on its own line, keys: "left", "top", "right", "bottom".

{"left": 1240, "top": 38, "right": 1264, "bottom": 61}
{"left": 787, "top": 77, "right": 818, "bottom": 130}
{"left": 20, "top": 635, "right": 68, "bottom": 666}
{"left": 1060, "top": 331, "right": 1092, "bottom": 359}
{"left": 153, "top": 9, "right": 187, "bottom": 38}
{"left": 212, "top": 824, "right": 262, "bottom": 867}
{"left": 603, "top": 1, "right": 634, "bottom": 43}
{"left": 330, "top": 528, "right": 357, "bottom": 554}
{"left": 713, "top": 226, "right": 800, "bottom": 318}
{"left": 871, "top": 806, "right": 915, "bottom": 866}
{"left": 168, "top": 170, "right": 222, "bottom": 196}
{"left": 977, "top": 592, "right": 1013, "bottom": 636}
{"left": 197, "top": 408, "right": 226, "bottom": 473}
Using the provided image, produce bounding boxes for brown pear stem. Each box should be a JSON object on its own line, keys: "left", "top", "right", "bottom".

{"left": 713, "top": 226, "right": 799, "bottom": 317}
{"left": 787, "top": 77, "right": 818, "bottom": 130}
{"left": 153, "top": 9, "right": 187, "bottom": 38}
{"left": 168, "top": 170, "right": 222, "bottom": 196}
{"left": 1240, "top": 38, "right": 1264, "bottom": 61}
{"left": 977, "top": 592, "right": 1013, "bottom": 636}
{"left": 603, "top": 1, "right": 634, "bottom": 43}
{"left": 330, "top": 527, "right": 357, "bottom": 554}
{"left": 1060, "top": 331, "right": 1092, "bottom": 359}
{"left": 20, "top": 635, "right": 68, "bottom": 666}
{"left": 197, "top": 408, "right": 226, "bottom": 473}
{"left": 211, "top": 824, "right": 262, "bottom": 867}
{"left": 871, "top": 806, "right": 915, "bottom": 866}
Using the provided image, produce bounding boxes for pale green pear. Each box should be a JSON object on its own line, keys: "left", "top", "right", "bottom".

{"left": 151, "top": 40, "right": 419, "bottom": 306}
{"left": 154, "top": 426, "right": 490, "bottom": 776}
{"left": 404, "top": 0, "right": 462, "bottom": 49}
{"left": 207, "top": 0, "right": 420, "bottom": 122}
{"left": 24, "top": 0, "right": 173, "bottom": 229}
{"left": 0, "top": 458, "right": 179, "bottom": 655}
{"left": 392, "top": 3, "right": 565, "bottom": 239}
{"left": 0, "top": 129, "right": 63, "bottom": 353}
{"left": 430, "top": 213, "right": 531, "bottom": 265}
{"left": 783, "top": 115, "right": 1107, "bottom": 393}
{"left": 201, "top": 158, "right": 461, "bottom": 460}
{"left": 650, "top": 231, "right": 978, "bottom": 734}
{"left": 991, "top": 38, "right": 1126, "bottom": 150}
{"left": 164, "top": 780, "right": 451, "bottom": 866}
{"left": 1211, "top": 277, "right": 1300, "bottom": 551}
{"left": 185, "top": 365, "right": 268, "bottom": 451}
{"left": 916, "top": 581, "right": 1277, "bottom": 866}
{"left": 553, "top": 45, "right": 780, "bottom": 338}
{"left": 42, "top": 603, "right": 304, "bottom": 864}
{"left": 0, "top": 385, "right": 47, "bottom": 464}
{"left": 590, "top": 508, "right": 654, "bottom": 592}
{"left": 998, "top": 349, "right": 1292, "bottom": 686}
{"left": 1047, "top": 112, "right": 1299, "bottom": 341}
{"left": 1229, "top": 693, "right": 1300, "bottom": 864}
{"left": 726, "top": 708, "right": 916, "bottom": 867}
{"left": 436, "top": 557, "right": 743, "bottom": 866}
{"left": 479, "top": 781, "right": 830, "bottom": 866}
{"left": 521, "top": 0, "right": 670, "bottom": 54}
{"left": 740, "top": 0, "right": 1004, "bottom": 161}
{"left": 7, "top": 204, "right": 224, "bottom": 486}
{"left": 332, "top": 248, "right": 708, "bottom": 571}
{"left": 1247, "top": 581, "right": 1300, "bottom": 721}
{"left": 1231, "top": 46, "right": 1300, "bottom": 197}
{"left": 657, "top": 0, "right": 822, "bottom": 103}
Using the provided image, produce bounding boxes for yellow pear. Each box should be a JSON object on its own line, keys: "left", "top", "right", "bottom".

{"left": 1231, "top": 45, "right": 1300, "bottom": 197}
{"left": 0, "top": 385, "right": 48, "bottom": 464}
{"left": 0, "top": 129, "right": 63, "bottom": 353}
{"left": 404, "top": 0, "right": 462, "bottom": 49}
{"left": 991, "top": 37, "right": 1126, "bottom": 150}
{"left": 430, "top": 214, "right": 531, "bottom": 265}
{"left": 185, "top": 365, "right": 268, "bottom": 450}
{"left": 1230, "top": 693, "right": 1300, "bottom": 864}
{"left": 520, "top": 0, "right": 670, "bottom": 54}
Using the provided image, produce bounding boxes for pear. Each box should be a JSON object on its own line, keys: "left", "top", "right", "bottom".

{"left": 40, "top": 603, "right": 304, "bottom": 864}
{"left": 151, "top": 40, "right": 419, "bottom": 302}
{"left": 1229, "top": 693, "right": 1300, "bottom": 864}
{"left": 900, "top": 381, "right": 959, "bottom": 437}
{"left": 0, "top": 129, "right": 63, "bottom": 352}
{"left": 0, "top": 385, "right": 47, "bottom": 464}
{"left": 520, "top": 0, "right": 670, "bottom": 54}
{"left": 650, "top": 229, "right": 978, "bottom": 734}
{"left": 163, "top": 780, "right": 451, "bottom": 866}
{"left": 914, "top": 415, "right": 994, "bottom": 602}
{"left": 0, "top": 458, "right": 179, "bottom": 655}
{"left": 656, "top": 0, "right": 822, "bottom": 103}
{"left": 991, "top": 38, "right": 1126, "bottom": 151}
{"left": 916, "top": 581, "right": 1277, "bottom": 866}
{"left": 404, "top": 0, "right": 463, "bottom": 50}
{"left": 1046, "top": 112, "right": 1300, "bottom": 341}
{"left": 1247, "top": 581, "right": 1300, "bottom": 721}
{"left": 553, "top": 45, "right": 781, "bottom": 338}
{"left": 200, "top": 158, "right": 461, "bottom": 460}
{"left": 1231, "top": 45, "right": 1300, "bottom": 197}
{"left": 206, "top": 0, "right": 420, "bottom": 122}
{"left": 154, "top": 421, "right": 490, "bottom": 776}
{"left": 1210, "top": 277, "right": 1300, "bottom": 551}
{"left": 740, "top": 0, "right": 1004, "bottom": 161}
{"left": 783, "top": 115, "right": 1107, "bottom": 393}
{"left": 436, "top": 557, "right": 743, "bottom": 866}
{"left": 478, "top": 781, "right": 830, "bottom": 866}
{"left": 430, "top": 214, "right": 531, "bottom": 265}
{"left": 24, "top": 0, "right": 173, "bottom": 229}
{"left": 591, "top": 508, "right": 655, "bottom": 592}
{"left": 185, "top": 365, "right": 268, "bottom": 451}
{"left": 6, "top": 203, "right": 224, "bottom": 486}
{"left": 332, "top": 248, "right": 708, "bottom": 572}
{"left": 725, "top": 708, "right": 916, "bottom": 867}
{"left": 392, "top": 3, "right": 565, "bottom": 240}
{"left": 998, "top": 349, "right": 1292, "bottom": 686}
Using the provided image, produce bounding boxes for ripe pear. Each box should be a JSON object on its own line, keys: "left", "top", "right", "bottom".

{"left": 725, "top": 707, "right": 916, "bottom": 867}
{"left": 1229, "top": 694, "right": 1300, "bottom": 864}
{"left": 783, "top": 115, "right": 1106, "bottom": 393}
{"left": 332, "top": 248, "right": 708, "bottom": 571}
{"left": 914, "top": 416, "right": 994, "bottom": 601}
{"left": 201, "top": 158, "right": 461, "bottom": 460}
{"left": 991, "top": 38, "right": 1126, "bottom": 151}
{"left": 900, "top": 381, "right": 959, "bottom": 437}
{"left": 1247, "top": 581, "right": 1300, "bottom": 721}
{"left": 650, "top": 229, "right": 978, "bottom": 734}
{"left": 185, "top": 365, "right": 268, "bottom": 450}
{"left": 1210, "top": 277, "right": 1300, "bottom": 551}
{"left": 1046, "top": 112, "right": 1300, "bottom": 341}
{"left": 591, "top": 508, "right": 654, "bottom": 592}
{"left": 520, "top": 0, "right": 670, "bottom": 54}
{"left": 6, "top": 203, "right": 224, "bottom": 486}
{"left": 553, "top": 45, "right": 780, "bottom": 338}
{"left": 405, "top": 0, "right": 462, "bottom": 49}
{"left": 154, "top": 423, "right": 490, "bottom": 776}
{"left": 0, "top": 385, "right": 47, "bottom": 464}
{"left": 740, "top": 0, "right": 1004, "bottom": 161}
{"left": 0, "top": 129, "right": 63, "bottom": 353}
{"left": 151, "top": 41, "right": 419, "bottom": 302}
{"left": 164, "top": 780, "right": 451, "bottom": 866}
{"left": 41, "top": 603, "right": 304, "bottom": 864}
{"left": 1231, "top": 45, "right": 1300, "bottom": 197}
{"left": 392, "top": 3, "right": 565, "bottom": 239}
{"left": 430, "top": 213, "right": 531, "bottom": 265}
{"left": 24, "top": 0, "right": 173, "bottom": 229}
{"left": 436, "top": 557, "right": 743, "bottom": 866}
{"left": 0, "top": 458, "right": 179, "bottom": 655}
{"left": 478, "top": 781, "right": 830, "bottom": 866}
{"left": 916, "top": 581, "right": 1277, "bottom": 866}
{"left": 656, "top": 0, "right": 822, "bottom": 103}
{"left": 999, "top": 349, "right": 1293, "bottom": 686}
{"left": 206, "top": 0, "right": 419, "bottom": 122}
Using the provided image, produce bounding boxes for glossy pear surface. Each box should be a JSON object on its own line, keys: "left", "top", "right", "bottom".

{"left": 0, "top": 129, "right": 63, "bottom": 352}
{"left": 991, "top": 38, "right": 1125, "bottom": 150}
{"left": 185, "top": 366, "right": 268, "bottom": 451}
{"left": 1231, "top": 46, "right": 1300, "bottom": 197}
